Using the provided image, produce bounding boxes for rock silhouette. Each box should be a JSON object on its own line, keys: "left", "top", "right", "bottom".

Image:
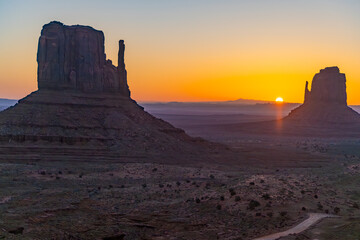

{"left": 285, "top": 67, "right": 360, "bottom": 124}
{"left": 303, "top": 67, "right": 346, "bottom": 105}
{"left": 37, "top": 21, "right": 130, "bottom": 96}
{"left": 0, "top": 21, "right": 222, "bottom": 161}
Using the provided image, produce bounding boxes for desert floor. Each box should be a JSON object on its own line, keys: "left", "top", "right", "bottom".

{"left": 0, "top": 103, "right": 360, "bottom": 239}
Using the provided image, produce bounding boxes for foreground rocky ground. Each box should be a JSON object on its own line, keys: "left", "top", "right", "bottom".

{"left": 0, "top": 137, "right": 360, "bottom": 239}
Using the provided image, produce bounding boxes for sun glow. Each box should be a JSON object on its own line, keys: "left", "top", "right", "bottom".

{"left": 276, "top": 97, "right": 284, "bottom": 103}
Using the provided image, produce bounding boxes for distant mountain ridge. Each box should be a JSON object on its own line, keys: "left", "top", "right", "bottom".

{"left": 140, "top": 98, "right": 300, "bottom": 105}
{"left": 227, "top": 98, "right": 286, "bottom": 104}
{"left": 0, "top": 98, "right": 17, "bottom": 111}
{"left": 0, "top": 98, "right": 17, "bottom": 104}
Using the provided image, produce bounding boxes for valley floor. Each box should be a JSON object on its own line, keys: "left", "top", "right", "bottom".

{"left": 1, "top": 104, "right": 360, "bottom": 239}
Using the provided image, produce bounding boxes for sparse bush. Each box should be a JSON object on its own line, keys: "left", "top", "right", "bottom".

{"left": 314, "top": 194, "right": 318, "bottom": 199}
{"left": 302, "top": 207, "right": 306, "bottom": 211}
{"left": 220, "top": 196, "right": 225, "bottom": 201}
{"left": 210, "top": 174, "right": 215, "bottom": 179}
{"left": 317, "top": 203, "right": 323, "bottom": 210}
{"left": 8, "top": 227, "right": 24, "bottom": 235}
{"left": 353, "top": 203, "right": 359, "bottom": 209}
{"left": 216, "top": 204, "right": 222, "bottom": 210}
{"left": 229, "top": 188, "right": 236, "bottom": 196}
{"left": 196, "top": 198, "right": 201, "bottom": 203}
{"left": 262, "top": 193, "right": 271, "bottom": 200}
{"left": 334, "top": 207, "right": 340, "bottom": 214}
{"left": 159, "top": 184, "right": 164, "bottom": 188}
{"left": 301, "top": 190, "right": 305, "bottom": 194}
{"left": 176, "top": 181, "right": 181, "bottom": 186}
{"left": 267, "top": 212, "right": 273, "bottom": 217}
{"left": 235, "top": 196, "right": 241, "bottom": 202}
{"left": 279, "top": 211, "right": 287, "bottom": 217}
{"left": 152, "top": 168, "right": 158, "bottom": 172}
{"left": 255, "top": 212, "right": 261, "bottom": 216}
{"left": 260, "top": 179, "right": 265, "bottom": 183}
{"left": 248, "top": 200, "right": 260, "bottom": 210}
{"left": 142, "top": 183, "right": 147, "bottom": 188}
{"left": 249, "top": 182, "right": 255, "bottom": 186}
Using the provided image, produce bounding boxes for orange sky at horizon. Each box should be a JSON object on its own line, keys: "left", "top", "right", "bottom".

{"left": 1, "top": 1, "right": 360, "bottom": 104}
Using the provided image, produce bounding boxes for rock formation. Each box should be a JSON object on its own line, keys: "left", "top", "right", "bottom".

{"left": 37, "top": 21, "right": 130, "bottom": 96}
{"left": 285, "top": 66, "right": 360, "bottom": 123}
{"left": 303, "top": 67, "right": 347, "bottom": 105}
{"left": 0, "top": 21, "right": 221, "bottom": 161}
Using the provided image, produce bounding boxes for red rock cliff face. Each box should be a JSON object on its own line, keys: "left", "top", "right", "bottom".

{"left": 37, "top": 21, "right": 130, "bottom": 96}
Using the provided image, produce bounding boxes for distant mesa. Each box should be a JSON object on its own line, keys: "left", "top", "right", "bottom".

{"left": 0, "top": 21, "right": 221, "bottom": 161}
{"left": 284, "top": 66, "right": 360, "bottom": 124}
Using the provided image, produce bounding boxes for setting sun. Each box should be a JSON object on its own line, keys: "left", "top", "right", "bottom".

{"left": 276, "top": 97, "right": 284, "bottom": 103}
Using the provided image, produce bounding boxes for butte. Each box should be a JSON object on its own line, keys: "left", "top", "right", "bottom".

{"left": 0, "top": 21, "right": 225, "bottom": 162}
{"left": 227, "top": 67, "right": 360, "bottom": 137}
{"left": 284, "top": 66, "right": 360, "bottom": 124}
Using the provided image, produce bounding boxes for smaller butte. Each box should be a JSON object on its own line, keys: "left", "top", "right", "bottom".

{"left": 284, "top": 66, "right": 360, "bottom": 124}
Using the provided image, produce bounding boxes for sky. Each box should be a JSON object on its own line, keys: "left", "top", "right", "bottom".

{"left": 0, "top": 0, "right": 360, "bottom": 103}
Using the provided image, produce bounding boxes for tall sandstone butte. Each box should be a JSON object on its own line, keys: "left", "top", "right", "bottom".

{"left": 37, "top": 21, "right": 130, "bottom": 96}
{"left": 0, "top": 21, "right": 222, "bottom": 161}
{"left": 285, "top": 66, "right": 360, "bottom": 123}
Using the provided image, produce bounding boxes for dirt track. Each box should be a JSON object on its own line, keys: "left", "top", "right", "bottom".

{"left": 253, "top": 213, "right": 338, "bottom": 240}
